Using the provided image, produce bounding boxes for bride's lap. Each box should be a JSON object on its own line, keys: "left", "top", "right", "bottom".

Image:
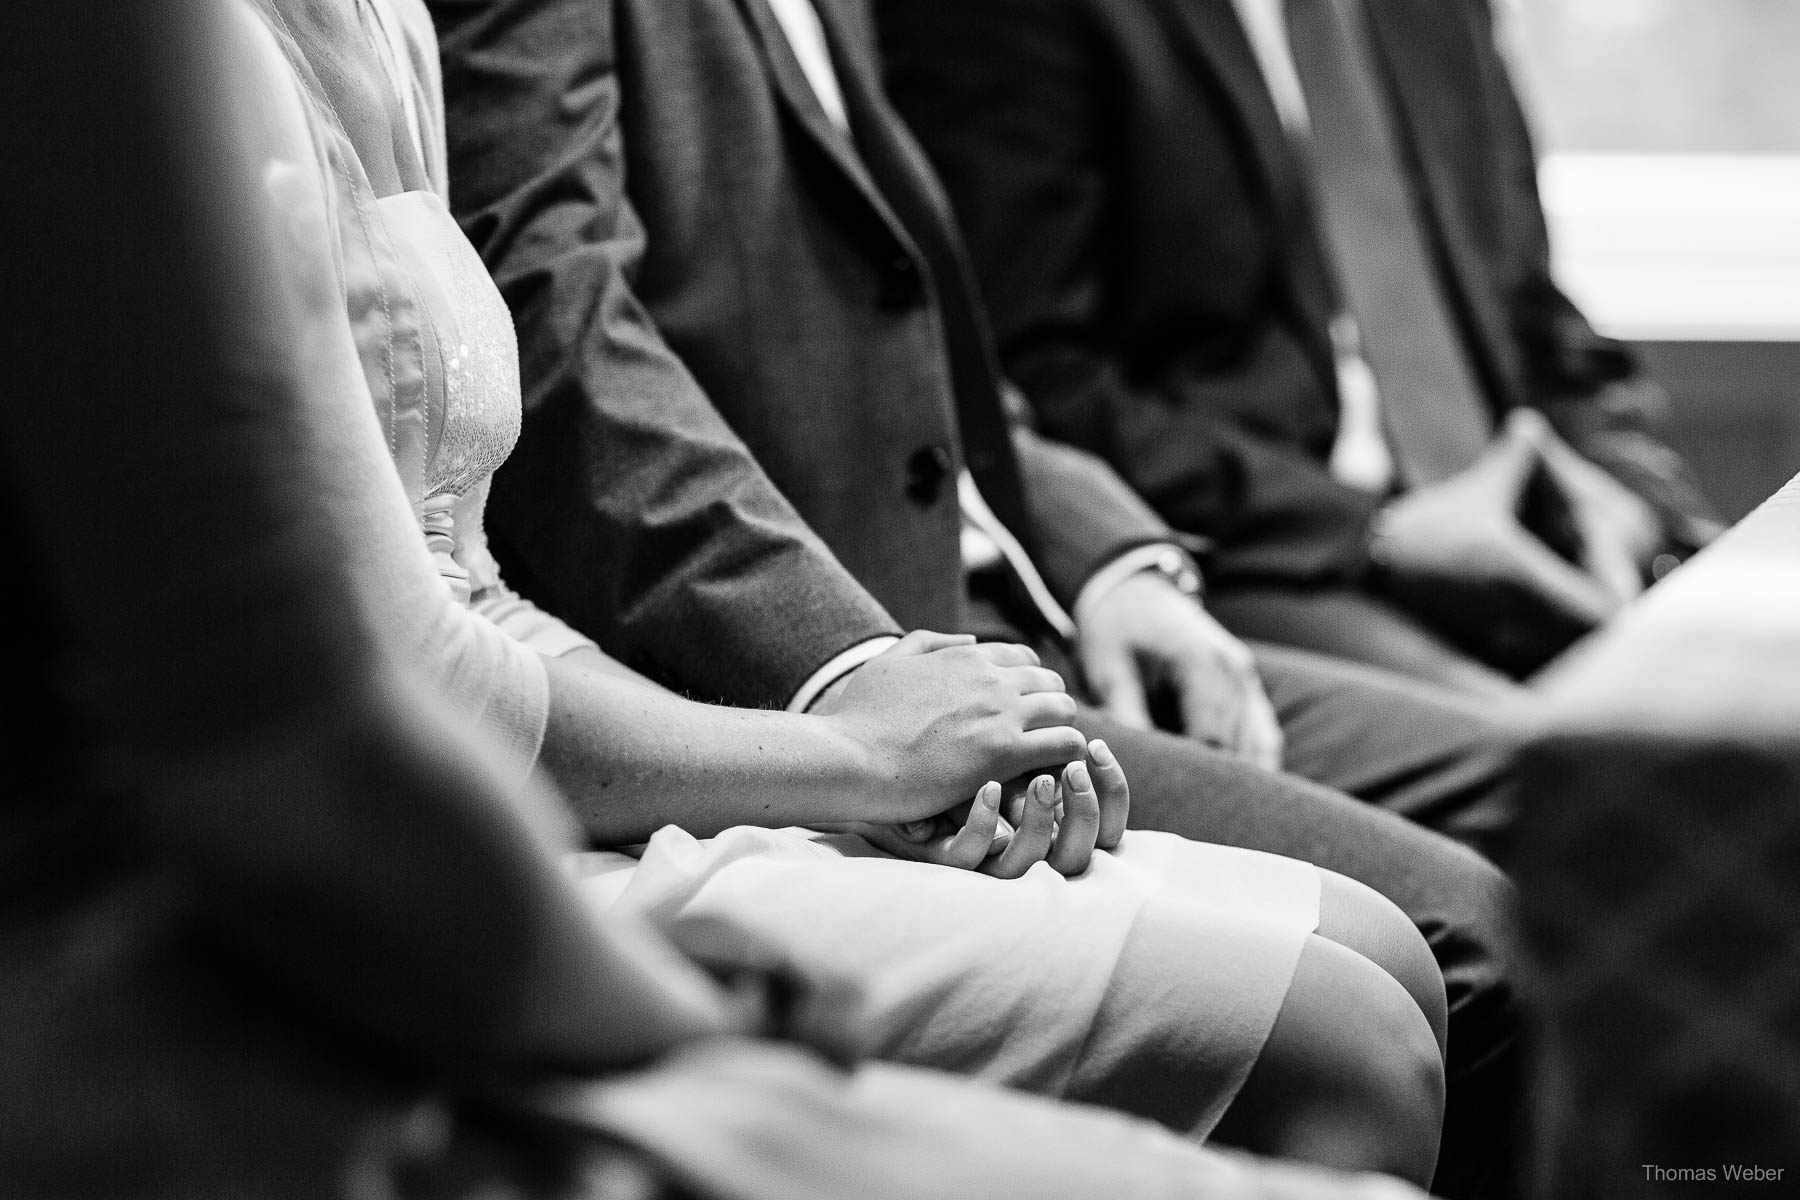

{"left": 572, "top": 827, "right": 1320, "bottom": 1131}
{"left": 1210, "top": 934, "right": 1446, "bottom": 1185}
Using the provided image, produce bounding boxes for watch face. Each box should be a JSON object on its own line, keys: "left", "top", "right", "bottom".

{"left": 1152, "top": 549, "right": 1203, "bottom": 598}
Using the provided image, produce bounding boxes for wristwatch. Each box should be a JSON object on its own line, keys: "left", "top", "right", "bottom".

{"left": 1366, "top": 503, "right": 1400, "bottom": 570}
{"left": 1144, "top": 546, "right": 1205, "bottom": 602}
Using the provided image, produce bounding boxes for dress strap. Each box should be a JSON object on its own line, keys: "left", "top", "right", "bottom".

{"left": 353, "top": 0, "right": 432, "bottom": 189}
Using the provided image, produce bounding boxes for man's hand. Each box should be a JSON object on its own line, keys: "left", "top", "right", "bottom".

{"left": 1077, "top": 573, "right": 1283, "bottom": 769}
{"left": 849, "top": 738, "right": 1130, "bottom": 878}
{"left": 1373, "top": 409, "right": 1622, "bottom": 629}
{"left": 815, "top": 630, "right": 1085, "bottom": 825}
{"left": 1536, "top": 424, "right": 1660, "bottom": 607}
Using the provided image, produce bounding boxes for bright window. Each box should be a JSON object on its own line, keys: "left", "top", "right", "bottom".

{"left": 1511, "top": 0, "right": 1800, "bottom": 341}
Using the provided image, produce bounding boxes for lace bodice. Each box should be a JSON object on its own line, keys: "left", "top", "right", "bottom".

{"left": 250, "top": 0, "right": 522, "bottom": 608}
{"left": 263, "top": 0, "right": 590, "bottom": 655}
{"left": 368, "top": 188, "right": 522, "bottom": 602}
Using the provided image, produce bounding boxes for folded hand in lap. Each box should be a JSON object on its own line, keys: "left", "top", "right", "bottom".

{"left": 1535, "top": 422, "right": 1660, "bottom": 607}
{"left": 813, "top": 630, "right": 1084, "bottom": 823}
{"left": 1372, "top": 408, "right": 1623, "bottom": 629}
{"left": 851, "top": 737, "right": 1129, "bottom": 879}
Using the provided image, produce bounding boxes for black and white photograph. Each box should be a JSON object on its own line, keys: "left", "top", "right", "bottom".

{"left": 2, "top": 1, "right": 1795, "bottom": 1197}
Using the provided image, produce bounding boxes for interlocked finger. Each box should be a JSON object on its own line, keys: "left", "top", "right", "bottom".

{"left": 973, "top": 641, "right": 1041, "bottom": 668}
{"left": 938, "top": 784, "right": 1005, "bottom": 871}
{"left": 1003, "top": 665, "right": 1067, "bottom": 695}
{"left": 1046, "top": 760, "right": 1102, "bottom": 877}
{"left": 1502, "top": 525, "right": 1618, "bottom": 627}
{"left": 1017, "top": 689, "right": 1079, "bottom": 730}
{"left": 1088, "top": 739, "right": 1130, "bottom": 850}
{"left": 1008, "top": 726, "right": 1088, "bottom": 777}
{"left": 984, "top": 775, "right": 1057, "bottom": 878}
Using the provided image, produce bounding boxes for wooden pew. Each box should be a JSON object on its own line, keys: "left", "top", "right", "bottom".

{"left": 1516, "top": 472, "right": 1800, "bottom": 1196}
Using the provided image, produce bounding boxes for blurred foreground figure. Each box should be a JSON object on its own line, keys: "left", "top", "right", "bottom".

{"left": 0, "top": 2, "right": 1426, "bottom": 1198}
{"left": 882, "top": 0, "right": 1724, "bottom": 694}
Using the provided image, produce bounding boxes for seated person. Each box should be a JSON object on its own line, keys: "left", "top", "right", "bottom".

{"left": 878, "top": 0, "right": 1723, "bottom": 693}
{"left": 430, "top": 0, "right": 1524, "bottom": 1193}
{"left": 0, "top": 3, "right": 1431, "bottom": 1197}
{"left": 181, "top": 0, "right": 1450, "bottom": 1182}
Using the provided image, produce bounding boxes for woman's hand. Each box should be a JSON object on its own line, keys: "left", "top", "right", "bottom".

{"left": 845, "top": 739, "right": 1130, "bottom": 879}
{"left": 817, "top": 631, "right": 1086, "bottom": 825}
{"left": 846, "top": 781, "right": 1014, "bottom": 872}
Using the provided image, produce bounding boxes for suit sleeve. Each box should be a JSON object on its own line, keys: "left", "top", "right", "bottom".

{"left": 430, "top": 0, "right": 900, "bottom": 708}
{"left": 880, "top": 0, "right": 1384, "bottom": 588}
{"left": 1473, "top": 0, "right": 1722, "bottom": 552}
{"left": 1002, "top": 389, "right": 1191, "bottom": 603}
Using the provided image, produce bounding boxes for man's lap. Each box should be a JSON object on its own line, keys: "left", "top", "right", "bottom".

{"left": 1252, "top": 641, "right": 1527, "bottom": 861}
{"left": 1207, "top": 584, "right": 1526, "bottom": 703}
{"left": 1074, "top": 633, "right": 1524, "bottom": 863}
{"left": 1074, "top": 700, "right": 1510, "bottom": 914}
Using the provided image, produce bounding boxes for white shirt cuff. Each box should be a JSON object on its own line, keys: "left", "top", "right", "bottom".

{"left": 787, "top": 635, "right": 901, "bottom": 713}
{"left": 1073, "top": 543, "right": 1198, "bottom": 631}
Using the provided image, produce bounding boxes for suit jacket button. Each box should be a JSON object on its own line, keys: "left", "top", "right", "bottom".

{"left": 879, "top": 254, "right": 926, "bottom": 310}
{"left": 905, "top": 444, "right": 953, "bottom": 504}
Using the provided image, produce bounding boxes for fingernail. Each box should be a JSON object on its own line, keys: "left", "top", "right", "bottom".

{"left": 980, "top": 781, "right": 1001, "bottom": 808}
{"left": 1032, "top": 775, "right": 1057, "bottom": 806}
{"left": 1066, "top": 760, "right": 1092, "bottom": 791}
{"left": 1090, "top": 739, "right": 1116, "bottom": 767}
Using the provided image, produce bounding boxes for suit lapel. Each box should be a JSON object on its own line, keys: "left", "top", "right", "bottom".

{"left": 1160, "top": 0, "right": 1338, "bottom": 349}
{"left": 1163, "top": 0, "right": 1294, "bottom": 206}
{"left": 1364, "top": 0, "right": 1520, "bottom": 405}
{"left": 811, "top": 0, "right": 1041, "bottom": 559}
{"left": 814, "top": 0, "right": 962, "bottom": 276}
{"left": 729, "top": 0, "right": 913, "bottom": 243}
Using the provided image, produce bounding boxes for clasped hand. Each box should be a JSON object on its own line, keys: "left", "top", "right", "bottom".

{"left": 877, "top": 739, "right": 1130, "bottom": 877}
{"left": 1373, "top": 408, "right": 1658, "bottom": 627}
{"left": 814, "top": 631, "right": 1124, "bottom": 877}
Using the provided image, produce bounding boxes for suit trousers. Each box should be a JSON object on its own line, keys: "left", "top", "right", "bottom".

{"left": 1208, "top": 583, "right": 1543, "bottom": 701}
{"left": 1209, "top": 579, "right": 1576, "bottom": 694}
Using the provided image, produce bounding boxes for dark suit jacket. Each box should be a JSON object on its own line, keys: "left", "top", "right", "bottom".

{"left": 431, "top": 0, "right": 1172, "bottom": 701}
{"left": 880, "top": 0, "right": 1720, "bottom": 589}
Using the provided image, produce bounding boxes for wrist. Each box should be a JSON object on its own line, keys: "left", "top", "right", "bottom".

{"left": 812, "top": 711, "right": 896, "bottom": 822}
{"left": 1075, "top": 544, "right": 1204, "bottom": 633}
{"left": 788, "top": 636, "right": 899, "bottom": 713}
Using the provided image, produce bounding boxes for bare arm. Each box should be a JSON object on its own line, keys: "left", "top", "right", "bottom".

{"left": 539, "top": 632, "right": 1085, "bottom": 844}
